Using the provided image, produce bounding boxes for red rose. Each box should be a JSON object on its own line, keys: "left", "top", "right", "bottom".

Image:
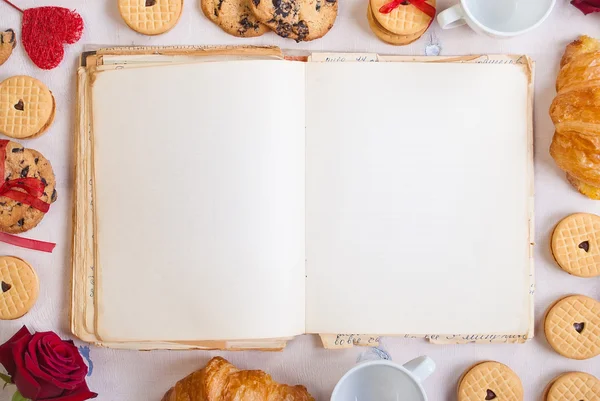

{"left": 0, "top": 326, "right": 97, "bottom": 401}
{"left": 572, "top": 0, "right": 600, "bottom": 14}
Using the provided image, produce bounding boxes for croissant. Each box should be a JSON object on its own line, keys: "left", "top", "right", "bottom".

{"left": 161, "top": 357, "right": 315, "bottom": 401}
{"left": 550, "top": 35, "right": 600, "bottom": 199}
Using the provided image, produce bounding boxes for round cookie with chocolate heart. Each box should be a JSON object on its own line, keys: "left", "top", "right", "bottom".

{"left": 0, "top": 140, "right": 57, "bottom": 234}
{"left": 249, "top": 0, "right": 338, "bottom": 42}
{"left": 551, "top": 213, "right": 600, "bottom": 277}
{"left": 201, "top": 0, "right": 269, "bottom": 37}
{"left": 457, "top": 361, "right": 523, "bottom": 401}
{"left": 0, "top": 256, "right": 39, "bottom": 320}
{"left": 0, "top": 76, "right": 55, "bottom": 139}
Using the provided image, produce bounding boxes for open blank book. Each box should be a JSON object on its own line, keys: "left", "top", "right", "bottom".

{"left": 73, "top": 48, "right": 534, "bottom": 348}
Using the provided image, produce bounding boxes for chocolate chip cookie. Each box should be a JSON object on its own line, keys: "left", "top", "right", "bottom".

{"left": 249, "top": 0, "right": 338, "bottom": 42}
{"left": 0, "top": 140, "right": 57, "bottom": 234}
{"left": 201, "top": 0, "right": 269, "bottom": 37}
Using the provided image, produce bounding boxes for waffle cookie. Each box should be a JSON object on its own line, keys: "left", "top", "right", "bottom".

{"left": 118, "top": 0, "right": 184, "bottom": 35}
{"left": 0, "top": 29, "right": 16, "bottom": 66}
{"left": 457, "top": 361, "right": 523, "bottom": 401}
{"left": 0, "top": 76, "right": 55, "bottom": 139}
{"left": 367, "top": 3, "right": 425, "bottom": 45}
{"left": 249, "top": 0, "right": 338, "bottom": 42}
{"left": 0, "top": 140, "right": 57, "bottom": 234}
{"left": 370, "top": 0, "right": 435, "bottom": 36}
{"left": 543, "top": 372, "right": 600, "bottom": 401}
{"left": 551, "top": 213, "right": 600, "bottom": 278}
{"left": 0, "top": 256, "right": 39, "bottom": 320}
{"left": 544, "top": 295, "right": 600, "bottom": 360}
{"left": 201, "top": 0, "right": 268, "bottom": 37}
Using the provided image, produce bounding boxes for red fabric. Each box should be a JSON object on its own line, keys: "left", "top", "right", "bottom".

{"left": 0, "top": 233, "right": 55, "bottom": 253}
{"left": 22, "top": 7, "right": 83, "bottom": 70}
{"left": 0, "top": 140, "right": 50, "bottom": 213}
{"left": 379, "top": 0, "right": 436, "bottom": 19}
{"left": 0, "top": 327, "right": 97, "bottom": 401}
{"left": 572, "top": 0, "right": 600, "bottom": 14}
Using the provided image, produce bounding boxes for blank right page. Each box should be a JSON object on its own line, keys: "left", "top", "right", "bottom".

{"left": 305, "top": 61, "right": 532, "bottom": 335}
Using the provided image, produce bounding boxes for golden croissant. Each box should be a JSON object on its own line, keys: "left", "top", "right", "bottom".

{"left": 550, "top": 35, "right": 600, "bottom": 199}
{"left": 161, "top": 357, "right": 315, "bottom": 401}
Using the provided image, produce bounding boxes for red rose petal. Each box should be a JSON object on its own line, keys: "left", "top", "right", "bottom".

{"left": 24, "top": 352, "right": 64, "bottom": 398}
{"left": 12, "top": 333, "right": 41, "bottom": 400}
{"left": 0, "top": 326, "right": 31, "bottom": 377}
{"left": 39, "top": 380, "right": 98, "bottom": 401}
{"left": 572, "top": 0, "right": 600, "bottom": 14}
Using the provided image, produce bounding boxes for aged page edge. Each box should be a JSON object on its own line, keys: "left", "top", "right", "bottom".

{"left": 313, "top": 53, "right": 535, "bottom": 349}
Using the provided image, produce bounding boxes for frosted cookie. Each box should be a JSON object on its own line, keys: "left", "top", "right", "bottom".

{"left": 457, "top": 361, "right": 523, "bottom": 401}
{"left": 370, "top": 0, "right": 435, "bottom": 36}
{"left": 0, "top": 75, "right": 55, "bottom": 139}
{"left": 367, "top": 3, "right": 425, "bottom": 45}
{"left": 0, "top": 256, "right": 39, "bottom": 320}
{"left": 249, "top": 0, "right": 338, "bottom": 42}
{"left": 0, "top": 29, "right": 16, "bottom": 66}
{"left": 201, "top": 0, "right": 269, "bottom": 37}
{"left": 544, "top": 372, "right": 600, "bottom": 401}
{"left": 0, "top": 140, "right": 57, "bottom": 234}
{"left": 544, "top": 295, "right": 600, "bottom": 360}
{"left": 119, "top": 0, "right": 183, "bottom": 35}
{"left": 551, "top": 213, "right": 600, "bottom": 277}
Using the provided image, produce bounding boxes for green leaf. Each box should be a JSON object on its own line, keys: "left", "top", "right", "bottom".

{"left": 11, "top": 390, "right": 30, "bottom": 401}
{"left": 0, "top": 373, "right": 11, "bottom": 384}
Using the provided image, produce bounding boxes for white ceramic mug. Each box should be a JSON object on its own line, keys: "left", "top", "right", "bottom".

{"left": 437, "top": 0, "right": 555, "bottom": 38}
{"left": 330, "top": 356, "right": 436, "bottom": 401}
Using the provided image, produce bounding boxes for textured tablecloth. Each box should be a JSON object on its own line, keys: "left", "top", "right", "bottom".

{"left": 1, "top": 0, "right": 600, "bottom": 400}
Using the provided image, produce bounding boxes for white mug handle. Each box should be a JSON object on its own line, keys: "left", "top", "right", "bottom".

{"left": 437, "top": 4, "right": 467, "bottom": 29}
{"left": 402, "top": 356, "right": 436, "bottom": 382}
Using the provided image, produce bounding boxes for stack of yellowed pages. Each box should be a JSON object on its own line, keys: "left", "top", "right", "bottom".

{"left": 72, "top": 46, "right": 535, "bottom": 350}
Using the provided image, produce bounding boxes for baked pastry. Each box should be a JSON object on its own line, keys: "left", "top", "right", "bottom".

{"left": 551, "top": 213, "right": 600, "bottom": 277}
{"left": 0, "top": 140, "right": 57, "bottom": 234}
{"left": 457, "top": 361, "right": 523, "bottom": 401}
{"left": 0, "top": 29, "right": 16, "bottom": 66}
{"left": 550, "top": 35, "right": 600, "bottom": 199}
{"left": 161, "top": 357, "right": 314, "bottom": 401}
{"left": 0, "top": 256, "right": 39, "bottom": 320}
{"left": 0, "top": 75, "right": 55, "bottom": 139}
{"left": 201, "top": 0, "right": 269, "bottom": 37}
{"left": 118, "top": 0, "right": 184, "bottom": 35}
{"left": 249, "top": 0, "right": 338, "bottom": 42}
{"left": 367, "top": 3, "right": 427, "bottom": 45}
{"left": 543, "top": 372, "right": 600, "bottom": 401}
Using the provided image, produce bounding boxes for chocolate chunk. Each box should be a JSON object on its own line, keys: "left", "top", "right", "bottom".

{"left": 217, "top": 0, "right": 224, "bottom": 10}
{"left": 41, "top": 177, "right": 47, "bottom": 186}
{"left": 401, "top": 0, "right": 410, "bottom": 4}
{"left": 273, "top": 0, "right": 292, "bottom": 17}
{"left": 145, "top": 0, "right": 156, "bottom": 6}
{"left": 294, "top": 20, "right": 309, "bottom": 41}
{"left": 17, "top": 218, "right": 24, "bottom": 226}
{"left": 1, "top": 281, "right": 11, "bottom": 292}
{"left": 20, "top": 166, "right": 29, "bottom": 178}
{"left": 578, "top": 240, "right": 590, "bottom": 252}
{"left": 325, "top": 0, "right": 336, "bottom": 2}
{"left": 316, "top": 0, "right": 321, "bottom": 11}
{"left": 51, "top": 188, "right": 57, "bottom": 202}
{"left": 34, "top": 157, "right": 39, "bottom": 164}
{"left": 574, "top": 322, "right": 585, "bottom": 333}
{"left": 253, "top": 0, "right": 260, "bottom": 5}
{"left": 14, "top": 100, "right": 24, "bottom": 111}
{"left": 485, "top": 389, "right": 496, "bottom": 400}
{"left": 275, "top": 21, "right": 292, "bottom": 37}
{"left": 11, "top": 147, "right": 23, "bottom": 153}
{"left": 239, "top": 15, "right": 260, "bottom": 33}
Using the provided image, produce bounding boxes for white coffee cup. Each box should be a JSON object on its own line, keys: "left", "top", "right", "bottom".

{"left": 437, "top": 0, "right": 555, "bottom": 38}
{"left": 330, "top": 356, "right": 436, "bottom": 401}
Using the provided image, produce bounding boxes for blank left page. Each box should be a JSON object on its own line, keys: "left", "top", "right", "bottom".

{"left": 92, "top": 60, "right": 306, "bottom": 341}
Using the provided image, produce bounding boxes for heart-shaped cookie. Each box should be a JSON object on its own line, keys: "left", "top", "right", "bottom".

{"left": 22, "top": 6, "right": 83, "bottom": 70}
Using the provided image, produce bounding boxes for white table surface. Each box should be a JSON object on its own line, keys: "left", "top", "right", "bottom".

{"left": 1, "top": 0, "right": 600, "bottom": 400}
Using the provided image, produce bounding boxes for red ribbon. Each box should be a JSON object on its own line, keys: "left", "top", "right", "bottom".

{"left": 379, "top": 0, "right": 436, "bottom": 20}
{"left": 0, "top": 232, "right": 55, "bottom": 253}
{"left": 0, "top": 140, "right": 55, "bottom": 253}
{"left": 0, "top": 140, "right": 49, "bottom": 213}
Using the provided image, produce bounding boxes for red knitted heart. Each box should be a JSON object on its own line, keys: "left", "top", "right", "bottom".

{"left": 22, "top": 7, "right": 83, "bottom": 70}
